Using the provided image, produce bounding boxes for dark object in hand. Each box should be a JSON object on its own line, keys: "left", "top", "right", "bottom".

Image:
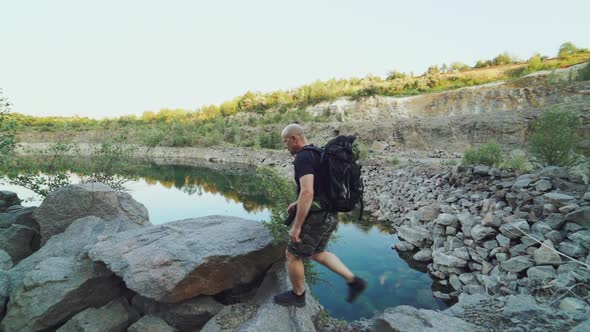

{"left": 285, "top": 206, "right": 297, "bottom": 226}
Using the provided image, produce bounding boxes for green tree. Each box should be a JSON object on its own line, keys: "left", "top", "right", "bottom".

{"left": 493, "top": 52, "right": 515, "bottom": 65}
{"left": 558, "top": 42, "right": 578, "bottom": 58}
{"left": 529, "top": 110, "right": 581, "bottom": 167}
{"left": 386, "top": 70, "right": 407, "bottom": 80}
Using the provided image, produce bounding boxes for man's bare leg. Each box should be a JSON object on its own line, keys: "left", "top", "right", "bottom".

{"left": 311, "top": 251, "right": 355, "bottom": 282}
{"left": 286, "top": 250, "right": 306, "bottom": 295}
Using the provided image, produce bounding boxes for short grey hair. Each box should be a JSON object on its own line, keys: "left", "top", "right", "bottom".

{"left": 281, "top": 123, "right": 305, "bottom": 139}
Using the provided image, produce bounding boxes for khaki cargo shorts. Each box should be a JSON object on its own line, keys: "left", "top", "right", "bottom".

{"left": 287, "top": 212, "right": 338, "bottom": 258}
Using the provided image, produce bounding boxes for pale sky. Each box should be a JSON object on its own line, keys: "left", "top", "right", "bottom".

{"left": 1, "top": 0, "right": 589, "bottom": 119}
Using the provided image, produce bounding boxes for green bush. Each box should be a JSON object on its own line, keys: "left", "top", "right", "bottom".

{"left": 462, "top": 141, "right": 504, "bottom": 167}
{"left": 258, "top": 131, "right": 283, "bottom": 149}
{"left": 529, "top": 110, "right": 581, "bottom": 167}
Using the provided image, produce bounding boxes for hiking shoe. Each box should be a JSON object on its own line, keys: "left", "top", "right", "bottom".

{"left": 274, "top": 290, "right": 306, "bottom": 307}
{"left": 347, "top": 277, "right": 367, "bottom": 303}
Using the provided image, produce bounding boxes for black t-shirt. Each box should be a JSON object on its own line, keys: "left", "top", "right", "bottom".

{"left": 293, "top": 145, "right": 322, "bottom": 197}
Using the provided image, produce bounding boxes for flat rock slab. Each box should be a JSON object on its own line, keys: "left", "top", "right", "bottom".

{"left": 89, "top": 216, "right": 284, "bottom": 303}
{"left": 373, "top": 305, "right": 478, "bottom": 332}
{"left": 201, "top": 262, "right": 321, "bottom": 332}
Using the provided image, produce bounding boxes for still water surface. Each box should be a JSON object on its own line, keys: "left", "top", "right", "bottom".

{"left": 2, "top": 162, "right": 447, "bottom": 321}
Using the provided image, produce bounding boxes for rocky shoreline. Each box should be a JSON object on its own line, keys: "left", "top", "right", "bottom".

{"left": 3, "top": 144, "right": 590, "bottom": 331}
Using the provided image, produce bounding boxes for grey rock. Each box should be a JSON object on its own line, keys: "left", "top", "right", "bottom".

{"left": 544, "top": 230, "right": 563, "bottom": 244}
{"left": 550, "top": 272, "right": 577, "bottom": 289}
{"left": 543, "top": 193, "right": 575, "bottom": 208}
{"left": 1, "top": 256, "right": 124, "bottom": 332}
{"left": 445, "top": 237, "right": 464, "bottom": 251}
{"left": 568, "top": 230, "right": 590, "bottom": 249}
{"left": 0, "top": 271, "right": 10, "bottom": 316}
{"left": 449, "top": 274, "right": 462, "bottom": 290}
{"left": 433, "top": 291, "right": 451, "bottom": 300}
{"left": 543, "top": 204, "right": 557, "bottom": 215}
{"left": 398, "top": 225, "right": 432, "bottom": 247}
{"left": 0, "top": 224, "right": 38, "bottom": 264}
{"left": 433, "top": 251, "right": 467, "bottom": 268}
{"left": 468, "top": 262, "right": 483, "bottom": 271}
{"left": 372, "top": 305, "right": 477, "bottom": 332}
{"left": 413, "top": 248, "right": 433, "bottom": 262}
{"left": 496, "top": 253, "right": 509, "bottom": 262}
{"left": 563, "top": 222, "right": 585, "bottom": 233}
{"left": 531, "top": 222, "right": 552, "bottom": 236}
{"left": 394, "top": 241, "right": 415, "bottom": 252}
{"left": 571, "top": 320, "right": 590, "bottom": 332}
{"left": 89, "top": 216, "right": 284, "bottom": 302}
{"left": 128, "top": 315, "right": 177, "bottom": 332}
{"left": 453, "top": 247, "right": 470, "bottom": 261}
{"left": 435, "top": 213, "right": 458, "bottom": 226}
{"left": 458, "top": 213, "right": 480, "bottom": 238}
{"left": 446, "top": 226, "right": 457, "bottom": 235}
{"left": 496, "top": 233, "right": 511, "bottom": 248}
{"left": 521, "top": 233, "right": 545, "bottom": 247}
{"left": 34, "top": 183, "right": 150, "bottom": 243}
{"left": 483, "top": 239, "right": 499, "bottom": 250}
{"left": 533, "top": 240, "right": 562, "bottom": 266}
{"left": 56, "top": 297, "right": 139, "bottom": 332}
{"left": 534, "top": 179, "right": 553, "bottom": 192}
{"left": 538, "top": 166, "right": 569, "bottom": 179}
{"left": 501, "top": 256, "right": 534, "bottom": 273}
{"left": 500, "top": 219, "right": 530, "bottom": 239}
{"left": 502, "top": 294, "right": 546, "bottom": 318}
{"left": 201, "top": 262, "right": 321, "bottom": 332}
{"left": 545, "top": 213, "right": 567, "bottom": 230}
{"left": 526, "top": 266, "right": 556, "bottom": 281}
{"left": 558, "top": 241, "right": 588, "bottom": 258}
{"left": 509, "top": 244, "right": 527, "bottom": 256}
{"left": 559, "top": 204, "right": 579, "bottom": 214}
{"left": 458, "top": 273, "right": 476, "bottom": 285}
{"left": 132, "top": 294, "right": 223, "bottom": 331}
{"left": 416, "top": 206, "right": 439, "bottom": 221}
{"left": 462, "top": 284, "right": 485, "bottom": 295}
{"left": 471, "top": 224, "right": 497, "bottom": 242}
{"left": 559, "top": 297, "right": 590, "bottom": 312}
{"left": 8, "top": 215, "right": 140, "bottom": 293}
{"left": 0, "top": 249, "right": 13, "bottom": 270}
{"left": 482, "top": 212, "right": 501, "bottom": 228}
{"left": 0, "top": 206, "right": 36, "bottom": 229}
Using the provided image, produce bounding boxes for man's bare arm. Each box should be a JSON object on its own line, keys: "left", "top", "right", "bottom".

{"left": 293, "top": 174, "right": 314, "bottom": 229}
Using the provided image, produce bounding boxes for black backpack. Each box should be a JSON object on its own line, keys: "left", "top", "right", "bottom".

{"left": 304, "top": 135, "right": 364, "bottom": 216}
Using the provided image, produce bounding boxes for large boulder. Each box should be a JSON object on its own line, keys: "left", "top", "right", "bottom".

{"left": 0, "top": 256, "right": 125, "bottom": 332}
{"left": 0, "top": 224, "right": 39, "bottom": 264}
{"left": 89, "top": 216, "right": 284, "bottom": 303}
{"left": 7, "top": 215, "right": 143, "bottom": 291}
{"left": 1, "top": 214, "right": 146, "bottom": 331}
{"left": 372, "top": 305, "right": 477, "bottom": 332}
{"left": 33, "top": 183, "right": 150, "bottom": 243}
{"left": 201, "top": 262, "right": 321, "bottom": 332}
{"left": 131, "top": 294, "right": 223, "bottom": 331}
{"left": 56, "top": 297, "right": 139, "bottom": 332}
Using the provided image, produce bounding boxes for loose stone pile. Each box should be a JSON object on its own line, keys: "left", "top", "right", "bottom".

{"left": 365, "top": 163, "right": 590, "bottom": 303}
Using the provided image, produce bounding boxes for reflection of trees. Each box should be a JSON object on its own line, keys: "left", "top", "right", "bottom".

{"left": 2, "top": 156, "right": 274, "bottom": 212}
{"left": 338, "top": 210, "right": 395, "bottom": 234}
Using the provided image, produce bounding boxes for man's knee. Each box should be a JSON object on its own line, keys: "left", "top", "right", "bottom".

{"left": 311, "top": 251, "right": 326, "bottom": 263}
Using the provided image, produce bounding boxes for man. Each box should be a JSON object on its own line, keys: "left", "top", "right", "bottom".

{"left": 273, "top": 123, "right": 367, "bottom": 308}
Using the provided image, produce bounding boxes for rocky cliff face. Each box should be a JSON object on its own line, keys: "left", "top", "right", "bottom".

{"left": 303, "top": 63, "right": 590, "bottom": 151}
